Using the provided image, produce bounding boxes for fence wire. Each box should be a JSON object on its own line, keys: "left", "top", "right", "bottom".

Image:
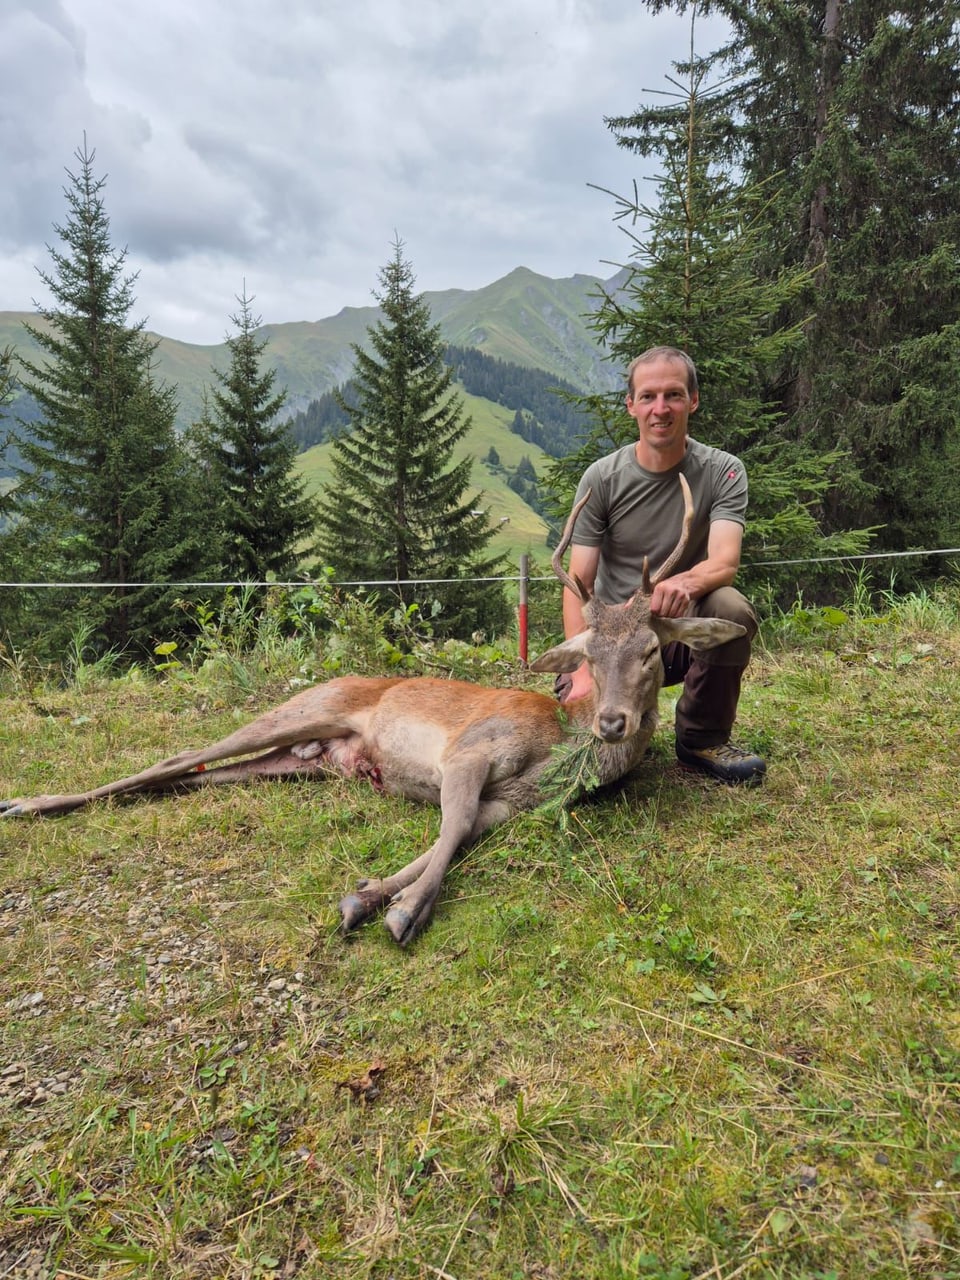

{"left": 1, "top": 543, "right": 959, "bottom": 593}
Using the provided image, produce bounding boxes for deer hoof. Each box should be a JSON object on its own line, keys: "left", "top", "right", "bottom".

{"left": 339, "top": 889, "right": 384, "bottom": 932}
{"left": 0, "top": 800, "right": 25, "bottom": 816}
{"left": 383, "top": 903, "right": 418, "bottom": 946}
{"left": 383, "top": 891, "right": 435, "bottom": 947}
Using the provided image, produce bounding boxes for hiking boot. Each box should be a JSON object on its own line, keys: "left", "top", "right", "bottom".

{"left": 675, "top": 739, "right": 766, "bottom": 785}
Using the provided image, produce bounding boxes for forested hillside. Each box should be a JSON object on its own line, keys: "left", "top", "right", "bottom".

{"left": 0, "top": 389, "right": 42, "bottom": 479}
{"left": 294, "top": 384, "right": 555, "bottom": 563}
{"left": 0, "top": 264, "right": 622, "bottom": 438}
{"left": 285, "top": 344, "right": 593, "bottom": 458}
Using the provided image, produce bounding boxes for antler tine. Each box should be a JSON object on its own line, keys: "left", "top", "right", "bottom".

{"left": 551, "top": 488, "right": 593, "bottom": 602}
{"left": 648, "top": 473, "right": 694, "bottom": 590}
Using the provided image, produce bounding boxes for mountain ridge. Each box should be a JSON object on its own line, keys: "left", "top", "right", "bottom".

{"left": 0, "top": 265, "right": 626, "bottom": 430}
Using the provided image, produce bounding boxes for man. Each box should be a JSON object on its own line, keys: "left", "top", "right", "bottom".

{"left": 557, "top": 345, "right": 765, "bottom": 784}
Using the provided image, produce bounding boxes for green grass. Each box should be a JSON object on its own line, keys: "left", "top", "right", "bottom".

{"left": 1, "top": 606, "right": 958, "bottom": 1278}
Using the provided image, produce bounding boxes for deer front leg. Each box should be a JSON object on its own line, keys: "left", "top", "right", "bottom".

{"left": 382, "top": 757, "right": 507, "bottom": 947}
{"left": 340, "top": 755, "right": 500, "bottom": 943}
{"left": 338, "top": 848, "right": 437, "bottom": 933}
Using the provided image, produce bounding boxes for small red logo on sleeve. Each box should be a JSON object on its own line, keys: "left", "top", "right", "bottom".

{"left": 727, "top": 469, "right": 737, "bottom": 480}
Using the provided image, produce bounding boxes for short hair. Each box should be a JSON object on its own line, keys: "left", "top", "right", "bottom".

{"left": 626, "top": 346, "right": 699, "bottom": 397}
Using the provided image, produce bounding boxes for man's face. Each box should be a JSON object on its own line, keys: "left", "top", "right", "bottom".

{"left": 625, "top": 356, "right": 698, "bottom": 459}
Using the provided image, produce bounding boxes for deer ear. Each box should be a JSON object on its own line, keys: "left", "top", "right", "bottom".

{"left": 529, "top": 632, "right": 590, "bottom": 673}
{"left": 651, "top": 617, "right": 747, "bottom": 653}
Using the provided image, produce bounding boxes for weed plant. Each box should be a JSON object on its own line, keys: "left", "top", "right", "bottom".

{"left": 0, "top": 587, "right": 958, "bottom": 1278}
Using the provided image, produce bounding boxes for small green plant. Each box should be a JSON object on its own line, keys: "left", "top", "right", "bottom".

{"left": 193, "top": 1038, "right": 238, "bottom": 1091}
{"left": 766, "top": 598, "right": 851, "bottom": 646}
{"left": 10, "top": 1167, "right": 96, "bottom": 1234}
{"left": 478, "top": 1090, "right": 593, "bottom": 1214}
{"left": 0, "top": 637, "right": 42, "bottom": 693}
{"left": 152, "top": 639, "right": 183, "bottom": 674}
{"left": 62, "top": 620, "right": 124, "bottom": 687}
{"left": 653, "top": 920, "right": 718, "bottom": 974}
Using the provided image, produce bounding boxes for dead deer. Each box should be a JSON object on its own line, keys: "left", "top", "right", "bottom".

{"left": 1, "top": 476, "right": 744, "bottom": 945}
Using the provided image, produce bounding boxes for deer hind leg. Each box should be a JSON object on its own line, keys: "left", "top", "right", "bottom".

{"left": 0, "top": 695, "right": 361, "bottom": 817}
{"left": 133, "top": 745, "right": 337, "bottom": 794}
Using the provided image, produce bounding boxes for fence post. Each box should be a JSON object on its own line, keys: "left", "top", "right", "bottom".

{"left": 519, "top": 553, "right": 529, "bottom": 664}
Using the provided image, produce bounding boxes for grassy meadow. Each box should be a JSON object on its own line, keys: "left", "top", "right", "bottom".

{"left": 0, "top": 589, "right": 958, "bottom": 1279}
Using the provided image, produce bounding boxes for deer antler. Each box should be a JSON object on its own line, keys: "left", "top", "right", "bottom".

{"left": 554, "top": 475, "right": 694, "bottom": 604}
{"left": 551, "top": 488, "right": 593, "bottom": 602}
{"left": 641, "top": 473, "right": 694, "bottom": 596}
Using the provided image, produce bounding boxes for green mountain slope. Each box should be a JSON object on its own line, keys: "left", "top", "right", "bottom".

{"left": 0, "top": 265, "right": 623, "bottom": 431}
{"left": 427, "top": 267, "right": 616, "bottom": 390}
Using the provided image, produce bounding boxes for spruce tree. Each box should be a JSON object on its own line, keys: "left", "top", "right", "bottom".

{"left": 196, "top": 291, "right": 317, "bottom": 582}
{"left": 0, "top": 346, "right": 14, "bottom": 411}
{"left": 316, "top": 241, "right": 509, "bottom": 639}
{"left": 1, "top": 141, "right": 210, "bottom": 658}
{"left": 0, "top": 346, "right": 16, "bottom": 523}
{"left": 632, "top": 1, "right": 960, "bottom": 566}
{"left": 0, "top": 349, "right": 25, "bottom": 642}
{"left": 549, "top": 42, "right": 871, "bottom": 601}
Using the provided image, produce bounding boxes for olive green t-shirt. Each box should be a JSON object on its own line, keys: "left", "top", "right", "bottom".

{"left": 571, "top": 437, "right": 748, "bottom": 604}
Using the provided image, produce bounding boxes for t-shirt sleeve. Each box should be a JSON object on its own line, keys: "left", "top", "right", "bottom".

{"left": 710, "top": 453, "right": 748, "bottom": 527}
{"left": 571, "top": 465, "right": 608, "bottom": 545}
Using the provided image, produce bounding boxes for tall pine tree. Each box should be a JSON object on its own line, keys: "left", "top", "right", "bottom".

{"left": 1, "top": 141, "right": 209, "bottom": 659}
{"left": 633, "top": 1, "right": 960, "bottom": 566}
{"left": 193, "top": 291, "right": 317, "bottom": 582}
{"left": 549, "top": 35, "right": 870, "bottom": 600}
{"left": 316, "top": 241, "right": 509, "bottom": 639}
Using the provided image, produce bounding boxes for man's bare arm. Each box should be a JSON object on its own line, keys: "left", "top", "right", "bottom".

{"left": 650, "top": 519, "right": 743, "bottom": 618}
{"left": 559, "top": 543, "right": 600, "bottom": 701}
{"left": 562, "top": 543, "right": 600, "bottom": 637}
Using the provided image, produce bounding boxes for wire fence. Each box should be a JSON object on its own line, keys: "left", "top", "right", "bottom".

{"left": 1, "top": 543, "right": 959, "bottom": 592}
{"left": 2, "top": 545, "right": 957, "bottom": 663}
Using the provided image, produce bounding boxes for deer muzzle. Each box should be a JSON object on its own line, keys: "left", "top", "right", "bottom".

{"left": 597, "top": 709, "right": 628, "bottom": 742}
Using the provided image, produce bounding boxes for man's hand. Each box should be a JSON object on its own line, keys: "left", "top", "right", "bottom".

{"left": 650, "top": 576, "right": 694, "bottom": 618}
{"left": 649, "top": 521, "right": 745, "bottom": 617}
{"left": 564, "top": 663, "right": 595, "bottom": 703}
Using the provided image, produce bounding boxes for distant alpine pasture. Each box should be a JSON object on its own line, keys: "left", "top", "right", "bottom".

{"left": 1, "top": 266, "right": 627, "bottom": 552}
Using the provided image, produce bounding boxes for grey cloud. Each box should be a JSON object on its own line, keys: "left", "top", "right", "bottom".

{"left": 0, "top": 5, "right": 88, "bottom": 240}
{"left": 0, "top": 0, "right": 724, "bottom": 342}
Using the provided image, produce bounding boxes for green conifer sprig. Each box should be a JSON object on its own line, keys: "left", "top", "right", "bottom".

{"left": 535, "top": 727, "right": 605, "bottom": 822}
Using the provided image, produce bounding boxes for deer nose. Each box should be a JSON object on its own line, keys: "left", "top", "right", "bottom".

{"left": 598, "top": 711, "right": 627, "bottom": 742}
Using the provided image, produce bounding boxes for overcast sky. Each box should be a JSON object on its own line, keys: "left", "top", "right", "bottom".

{"left": 1, "top": 0, "right": 722, "bottom": 346}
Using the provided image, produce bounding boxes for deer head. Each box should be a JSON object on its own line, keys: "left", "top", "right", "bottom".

{"left": 531, "top": 474, "right": 746, "bottom": 744}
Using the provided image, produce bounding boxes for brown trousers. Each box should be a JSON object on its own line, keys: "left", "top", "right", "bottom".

{"left": 662, "top": 587, "right": 758, "bottom": 749}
